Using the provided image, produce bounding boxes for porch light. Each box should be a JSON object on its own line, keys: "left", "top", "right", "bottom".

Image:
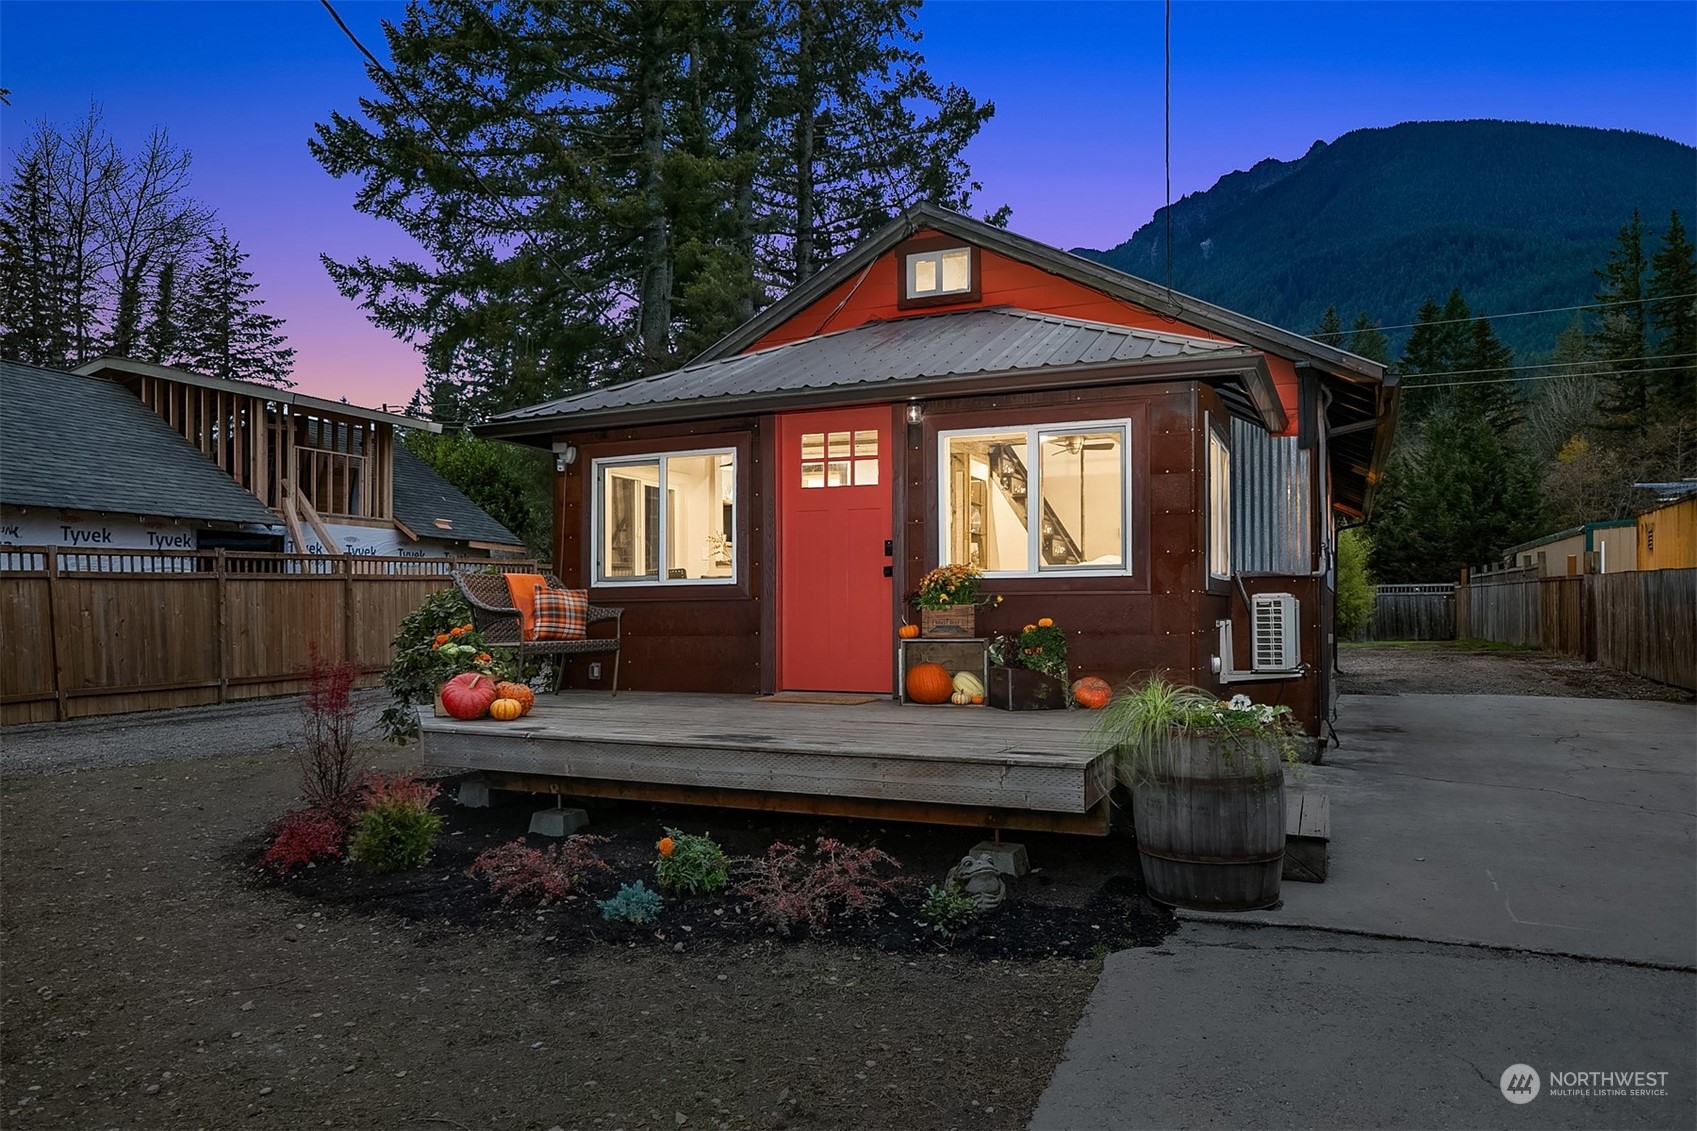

{"left": 906, "top": 403, "right": 923, "bottom": 424}
{"left": 553, "top": 442, "right": 578, "bottom": 471}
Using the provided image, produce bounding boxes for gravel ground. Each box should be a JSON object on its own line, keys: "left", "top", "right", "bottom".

{"left": 1338, "top": 642, "right": 1694, "bottom": 702}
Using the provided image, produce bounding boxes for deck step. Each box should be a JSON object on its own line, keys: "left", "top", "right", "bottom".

{"left": 1283, "top": 792, "right": 1330, "bottom": 884}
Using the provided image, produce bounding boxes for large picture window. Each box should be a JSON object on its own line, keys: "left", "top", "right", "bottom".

{"left": 939, "top": 421, "right": 1129, "bottom": 575}
{"left": 595, "top": 449, "right": 736, "bottom": 584}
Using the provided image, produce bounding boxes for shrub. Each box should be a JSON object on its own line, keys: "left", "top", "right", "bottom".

{"left": 653, "top": 828, "right": 729, "bottom": 896}
{"left": 348, "top": 775, "right": 442, "bottom": 873}
{"left": 734, "top": 838, "right": 914, "bottom": 936}
{"left": 380, "top": 588, "right": 505, "bottom": 744}
{"left": 298, "top": 646, "right": 360, "bottom": 810}
{"left": 1336, "top": 527, "right": 1378, "bottom": 640}
{"left": 919, "top": 884, "right": 979, "bottom": 937}
{"left": 261, "top": 807, "right": 348, "bottom": 873}
{"left": 469, "top": 835, "right": 612, "bottom": 905}
{"left": 597, "top": 880, "right": 665, "bottom": 924}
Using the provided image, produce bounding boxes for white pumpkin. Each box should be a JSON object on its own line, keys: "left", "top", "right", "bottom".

{"left": 952, "top": 671, "right": 985, "bottom": 698}
{"left": 950, "top": 689, "right": 972, "bottom": 705}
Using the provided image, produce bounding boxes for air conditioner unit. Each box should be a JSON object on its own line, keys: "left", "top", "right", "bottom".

{"left": 1252, "top": 593, "right": 1300, "bottom": 672}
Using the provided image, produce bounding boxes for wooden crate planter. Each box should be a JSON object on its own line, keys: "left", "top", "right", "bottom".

{"left": 986, "top": 666, "right": 1067, "bottom": 711}
{"left": 920, "top": 604, "right": 976, "bottom": 638}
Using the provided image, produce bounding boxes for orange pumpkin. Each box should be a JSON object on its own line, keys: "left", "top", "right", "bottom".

{"left": 1071, "top": 677, "right": 1113, "bottom": 710}
{"left": 905, "top": 662, "right": 954, "bottom": 705}
{"left": 1037, "top": 617, "right": 1054, "bottom": 628}
{"left": 494, "top": 681, "right": 536, "bottom": 716}
{"left": 488, "top": 697, "right": 524, "bottom": 722}
{"left": 897, "top": 623, "right": 921, "bottom": 640}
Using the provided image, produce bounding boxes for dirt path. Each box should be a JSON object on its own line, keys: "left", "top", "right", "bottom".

{"left": 1338, "top": 642, "right": 1693, "bottom": 702}
{"left": 1, "top": 747, "right": 1101, "bottom": 1130}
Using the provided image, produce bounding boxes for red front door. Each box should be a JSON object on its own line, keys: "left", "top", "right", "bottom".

{"left": 778, "top": 407, "right": 894, "bottom": 692}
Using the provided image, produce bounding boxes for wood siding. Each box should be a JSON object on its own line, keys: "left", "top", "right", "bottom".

{"left": 1, "top": 549, "right": 527, "bottom": 724}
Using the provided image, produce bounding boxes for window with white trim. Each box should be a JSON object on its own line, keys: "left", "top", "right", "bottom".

{"left": 594, "top": 449, "right": 736, "bottom": 584}
{"left": 905, "top": 247, "right": 972, "bottom": 299}
{"left": 1208, "top": 427, "right": 1231, "bottom": 579}
{"left": 939, "top": 421, "right": 1129, "bottom": 574}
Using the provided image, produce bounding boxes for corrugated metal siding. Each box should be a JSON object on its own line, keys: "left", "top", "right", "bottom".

{"left": 1231, "top": 416, "right": 1312, "bottom": 573}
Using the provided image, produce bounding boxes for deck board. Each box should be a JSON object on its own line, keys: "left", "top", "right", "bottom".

{"left": 418, "top": 692, "right": 1115, "bottom": 819}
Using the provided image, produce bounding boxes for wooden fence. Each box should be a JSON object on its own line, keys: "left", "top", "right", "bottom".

{"left": 1, "top": 547, "right": 536, "bottom": 725}
{"left": 1457, "top": 567, "right": 1696, "bottom": 690}
{"left": 1358, "top": 583, "right": 1456, "bottom": 641}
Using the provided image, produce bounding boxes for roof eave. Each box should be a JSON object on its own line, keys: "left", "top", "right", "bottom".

{"left": 476, "top": 351, "right": 1274, "bottom": 442}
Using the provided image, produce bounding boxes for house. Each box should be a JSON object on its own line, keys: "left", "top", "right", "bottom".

{"left": 1500, "top": 521, "right": 1639, "bottom": 576}
{"left": 474, "top": 204, "right": 1397, "bottom": 737}
{"left": 1636, "top": 489, "right": 1697, "bottom": 571}
{"left": 0, "top": 358, "right": 526, "bottom": 562}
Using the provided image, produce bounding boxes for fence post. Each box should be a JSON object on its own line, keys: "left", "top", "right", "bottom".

{"left": 44, "top": 548, "right": 68, "bottom": 721}
{"left": 1455, "top": 569, "right": 1469, "bottom": 640}
{"left": 215, "top": 548, "right": 229, "bottom": 704}
{"left": 343, "top": 553, "right": 356, "bottom": 667}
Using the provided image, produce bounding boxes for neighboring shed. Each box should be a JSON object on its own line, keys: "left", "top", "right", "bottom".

{"left": 1638, "top": 494, "right": 1697, "bottom": 571}
{"left": 1500, "top": 520, "right": 1638, "bottom": 575}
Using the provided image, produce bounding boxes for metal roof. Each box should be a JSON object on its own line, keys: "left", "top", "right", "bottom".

{"left": 484, "top": 306, "right": 1268, "bottom": 438}
{"left": 0, "top": 359, "right": 279, "bottom": 526}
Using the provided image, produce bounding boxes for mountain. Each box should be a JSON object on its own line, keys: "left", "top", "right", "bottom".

{"left": 1077, "top": 121, "right": 1697, "bottom": 360}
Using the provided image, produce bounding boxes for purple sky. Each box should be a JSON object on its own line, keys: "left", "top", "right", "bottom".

{"left": 3, "top": 1, "right": 1693, "bottom": 411}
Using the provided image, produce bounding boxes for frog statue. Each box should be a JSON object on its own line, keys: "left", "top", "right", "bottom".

{"left": 944, "top": 852, "right": 1007, "bottom": 912}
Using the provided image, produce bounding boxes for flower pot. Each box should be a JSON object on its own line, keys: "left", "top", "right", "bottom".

{"left": 985, "top": 665, "right": 1066, "bottom": 710}
{"left": 920, "top": 604, "right": 975, "bottom": 638}
{"left": 1129, "top": 732, "right": 1285, "bottom": 912}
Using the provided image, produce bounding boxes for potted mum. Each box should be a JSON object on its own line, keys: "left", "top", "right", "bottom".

{"left": 986, "top": 618, "right": 1069, "bottom": 710}
{"left": 1091, "top": 677, "right": 1300, "bottom": 911}
{"left": 910, "top": 565, "right": 1000, "bottom": 637}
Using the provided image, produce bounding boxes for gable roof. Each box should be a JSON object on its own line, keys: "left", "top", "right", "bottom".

{"left": 482, "top": 306, "right": 1273, "bottom": 439}
{"left": 695, "top": 202, "right": 1389, "bottom": 386}
{"left": 0, "top": 359, "right": 277, "bottom": 526}
{"left": 391, "top": 444, "right": 525, "bottom": 549}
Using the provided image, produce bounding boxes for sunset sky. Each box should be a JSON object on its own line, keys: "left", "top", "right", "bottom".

{"left": 3, "top": 0, "right": 1693, "bottom": 411}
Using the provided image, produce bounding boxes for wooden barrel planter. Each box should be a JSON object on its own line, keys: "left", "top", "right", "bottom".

{"left": 1129, "top": 732, "right": 1286, "bottom": 911}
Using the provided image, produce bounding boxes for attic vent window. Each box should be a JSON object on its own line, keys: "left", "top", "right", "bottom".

{"left": 906, "top": 247, "right": 972, "bottom": 299}
{"left": 433, "top": 518, "right": 453, "bottom": 530}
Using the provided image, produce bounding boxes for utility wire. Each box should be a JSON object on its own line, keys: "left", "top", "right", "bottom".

{"left": 1163, "top": 0, "right": 1172, "bottom": 302}
{"left": 1310, "top": 293, "right": 1697, "bottom": 341}
{"left": 1401, "top": 361, "right": 1693, "bottom": 391}
{"left": 1395, "top": 350, "right": 1694, "bottom": 381}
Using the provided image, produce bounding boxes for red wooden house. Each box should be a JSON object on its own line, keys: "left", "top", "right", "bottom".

{"left": 421, "top": 205, "right": 1396, "bottom": 832}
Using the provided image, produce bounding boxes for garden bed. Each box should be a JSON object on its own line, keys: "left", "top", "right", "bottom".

{"left": 247, "top": 778, "right": 1174, "bottom": 962}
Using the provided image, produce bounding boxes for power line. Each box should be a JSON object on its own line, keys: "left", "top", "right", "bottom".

{"left": 1311, "top": 293, "right": 1697, "bottom": 342}
{"left": 1396, "top": 350, "right": 1695, "bottom": 381}
{"left": 1402, "top": 361, "right": 1693, "bottom": 391}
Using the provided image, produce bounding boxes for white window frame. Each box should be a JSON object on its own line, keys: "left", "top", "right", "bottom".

{"left": 905, "top": 247, "right": 973, "bottom": 299}
{"left": 1208, "top": 421, "right": 1232, "bottom": 580}
{"left": 936, "top": 419, "right": 1133, "bottom": 578}
{"left": 591, "top": 447, "right": 738, "bottom": 587}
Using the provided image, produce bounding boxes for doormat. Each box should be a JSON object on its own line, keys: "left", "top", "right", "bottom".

{"left": 753, "top": 692, "right": 881, "bottom": 705}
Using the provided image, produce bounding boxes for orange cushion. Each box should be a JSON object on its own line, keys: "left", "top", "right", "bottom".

{"left": 503, "top": 572, "right": 548, "bottom": 639}
{"left": 531, "top": 586, "right": 588, "bottom": 640}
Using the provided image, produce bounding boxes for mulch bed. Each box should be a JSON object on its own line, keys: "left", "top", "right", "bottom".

{"left": 247, "top": 776, "right": 1175, "bottom": 962}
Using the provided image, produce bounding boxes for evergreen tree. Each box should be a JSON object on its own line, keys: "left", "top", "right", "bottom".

{"left": 1312, "top": 305, "right": 1342, "bottom": 345}
{"left": 1647, "top": 208, "right": 1696, "bottom": 416}
{"left": 1591, "top": 209, "right": 1649, "bottom": 431}
{"left": 1346, "top": 311, "right": 1389, "bottom": 365}
{"left": 402, "top": 427, "right": 553, "bottom": 554}
{"left": 177, "top": 232, "right": 295, "bottom": 387}
{"left": 0, "top": 154, "right": 75, "bottom": 366}
{"left": 1396, "top": 289, "right": 1471, "bottom": 420}
{"left": 1455, "top": 314, "right": 1519, "bottom": 428}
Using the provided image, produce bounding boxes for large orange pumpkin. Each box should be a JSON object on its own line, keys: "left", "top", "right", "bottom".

{"left": 905, "top": 662, "right": 954, "bottom": 704}
{"left": 1071, "top": 677, "right": 1113, "bottom": 710}
{"left": 494, "top": 681, "right": 536, "bottom": 716}
{"left": 440, "top": 672, "right": 497, "bottom": 720}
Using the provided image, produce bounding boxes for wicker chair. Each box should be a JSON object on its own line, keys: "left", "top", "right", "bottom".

{"left": 452, "top": 570, "right": 622, "bottom": 695}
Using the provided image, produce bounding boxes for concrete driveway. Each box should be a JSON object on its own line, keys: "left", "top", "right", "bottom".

{"left": 1033, "top": 692, "right": 1697, "bottom": 1130}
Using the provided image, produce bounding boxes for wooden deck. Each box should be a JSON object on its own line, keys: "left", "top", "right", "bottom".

{"left": 417, "top": 692, "right": 1116, "bottom": 834}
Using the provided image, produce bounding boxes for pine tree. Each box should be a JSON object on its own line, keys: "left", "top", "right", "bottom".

{"left": 1346, "top": 312, "right": 1389, "bottom": 364}
{"left": 1591, "top": 209, "right": 1649, "bottom": 432}
{"left": 1312, "top": 306, "right": 1342, "bottom": 345}
{"left": 1397, "top": 290, "right": 1471, "bottom": 420}
{"left": 1455, "top": 314, "right": 1519, "bottom": 428}
{"left": 0, "top": 154, "right": 75, "bottom": 367}
{"left": 1647, "top": 208, "right": 1696, "bottom": 417}
{"left": 177, "top": 232, "right": 295, "bottom": 387}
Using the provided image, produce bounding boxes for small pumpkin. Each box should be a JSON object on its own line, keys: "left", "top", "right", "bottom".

{"left": 440, "top": 672, "right": 498, "bottom": 720}
{"left": 494, "top": 681, "right": 536, "bottom": 716}
{"left": 970, "top": 695, "right": 984, "bottom": 705}
{"left": 488, "top": 697, "right": 523, "bottom": 722}
{"left": 898, "top": 623, "right": 921, "bottom": 640}
{"left": 1037, "top": 617, "right": 1054, "bottom": 628}
{"left": 1071, "top": 676, "right": 1113, "bottom": 710}
{"left": 950, "top": 689, "right": 971, "bottom": 705}
{"left": 905, "top": 662, "right": 954, "bottom": 705}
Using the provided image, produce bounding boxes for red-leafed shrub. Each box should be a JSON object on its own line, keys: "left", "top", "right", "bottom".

{"left": 261, "top": 807, "right": 349, "bottom": 873}
{"left": 298, "top": 646, "right": 360, "bottom": 810}
{"left": 469, "top": 836, "right": 612, "bottom": 905}
{"left": 734, "top": 839, "right": 916, "bottom": 937}
{"left": 354, "top": 772, "right": 441, "bottom": 810}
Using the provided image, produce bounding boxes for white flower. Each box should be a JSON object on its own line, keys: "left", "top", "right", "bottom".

{"left": 1257, "top": 706, "right": 1276, "bottom": 723}
{"left": 1227, "top": 694, "right": 1252, "bottom": 711}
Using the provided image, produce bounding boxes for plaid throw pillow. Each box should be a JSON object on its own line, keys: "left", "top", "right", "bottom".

{"left": 529, "top": 585, "right": 587, "bottom": 641}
